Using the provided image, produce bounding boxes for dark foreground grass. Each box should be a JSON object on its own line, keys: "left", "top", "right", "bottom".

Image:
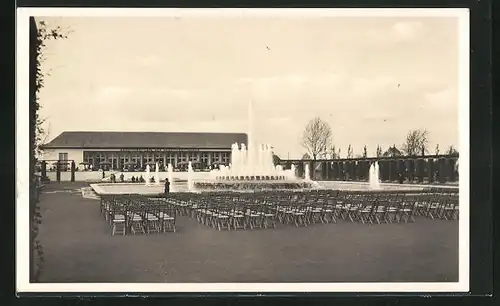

{"left": 36, "top": 182, "right": 459, "bottom": 283}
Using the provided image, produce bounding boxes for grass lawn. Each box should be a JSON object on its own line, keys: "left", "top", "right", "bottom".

{"left": 36, "top": 182, "right": 459, "bottom": 283}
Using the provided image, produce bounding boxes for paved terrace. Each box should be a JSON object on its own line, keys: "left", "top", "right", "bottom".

{"left": 36, "top": 182, "right": 459, "bottom": 283}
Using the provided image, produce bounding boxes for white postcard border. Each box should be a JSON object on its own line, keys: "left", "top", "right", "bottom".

{"left": 15, "top": 7, "right": 470, "bottom": 293}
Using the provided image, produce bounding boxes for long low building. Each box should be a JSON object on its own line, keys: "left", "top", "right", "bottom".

{"left": 41, "top": 131, "right": 248, "bottom": 170}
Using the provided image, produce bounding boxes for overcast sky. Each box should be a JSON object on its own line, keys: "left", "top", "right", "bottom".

{"left": 37, "top": 14, "right": 460, "bottom": 159}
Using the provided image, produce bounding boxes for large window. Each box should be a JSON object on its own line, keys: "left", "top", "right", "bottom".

{"left": 119, "top": 155, "right": 129, "bottom": 169}
{"left": 58, "top": 152, "right": 69, "bottom": 171}
{"left": 212, "top": 152, "right": 221, "bottom": 163}
{"left": 178, "top": 153, "right": 187, "bottom": 163}
{"left": 222, "top": 152, "right": 230, "bottom": 164}
{"left": 83, "top": 151, "right": 97, "bottom": 169}
{"left": 58, "top": 152, "right": 68, "bottom": 161}
{"left": 144, "top": 153, "right": 154, "bottom": 164}
{"left": 189, "top": 153, "right": 199, "bottom": 162}
{"left": 201, "top": 152, "right": 209, "bottom": 164}
{"left": 131, "top": 154, "right": 141, "bottom": 166}
{"left": 167, "top": 153, "right": 175, "bottom": 166}
{"left": 155, "top": 153, "right": 164, "bottom": 165}
{"left": 108, "top": 154, "right": 118, "bottom": 170}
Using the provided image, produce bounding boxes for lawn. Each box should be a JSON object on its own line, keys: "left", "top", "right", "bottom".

{"left": 36, "top": 182, "right": 459, "bottom": 283}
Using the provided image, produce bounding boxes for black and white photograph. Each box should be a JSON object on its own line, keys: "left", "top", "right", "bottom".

{"left": 16, "top": 8, "right": 469, "bottom": 293}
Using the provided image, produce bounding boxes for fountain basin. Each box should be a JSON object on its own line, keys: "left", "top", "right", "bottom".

{"left": 194, "top": 179, "right": 315, "bottom": 191}
{"left": 89, "top": 180, "right": 458, "bottom": 196}
{"left": 90, "top": 182, "right": 190, "bottom": 196}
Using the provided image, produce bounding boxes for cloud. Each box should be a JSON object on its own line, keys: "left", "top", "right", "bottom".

{"left": 423, "top": 88, "right": 458, "bottom": 110}
{"left": 366, "top": 21, "right": 424, "bottom": 43}
{"left": 85, "top": 74, "right": 457, "bottom": 140}
{"left": 135, "top": 55, "right": 163, "bottom": 67}
{"left": 391, "top": 21, "right": 424, "bottom": 41}
{"left": 92, "top": 86, "right": 131, "bottom": 104}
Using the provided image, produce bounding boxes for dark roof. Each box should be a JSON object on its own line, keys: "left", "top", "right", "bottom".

{"left": 42, "top": 131, "right": 248, "bottom": 149}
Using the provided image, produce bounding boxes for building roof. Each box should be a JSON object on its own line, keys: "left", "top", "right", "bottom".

{"left": 42, "top": 131, "right": 248, "bottom": 149}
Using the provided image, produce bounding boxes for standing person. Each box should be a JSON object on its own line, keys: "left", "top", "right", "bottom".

{"left": 164, "top": 178, "right": 170, "bottom": 197}
{"left": 398, "top": 171, "right": 404, "bottom": 184}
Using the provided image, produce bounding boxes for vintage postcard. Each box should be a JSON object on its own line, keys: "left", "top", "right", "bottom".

{"left": 16, "top": 8, "right": 469, "bottom": 293}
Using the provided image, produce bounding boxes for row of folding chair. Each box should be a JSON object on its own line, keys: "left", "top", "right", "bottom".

{"left": 158, "top": 190, "right": 459, "bottom": 231}
{"left": 413, "top": 193, "right": 459, "bottom": 220}
{"left": 100, "top": 195, "right": 177, "bottom": 235}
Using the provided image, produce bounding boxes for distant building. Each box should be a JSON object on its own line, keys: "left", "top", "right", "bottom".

{"left": 41, "top": 131, "right": 247, "bottom": 170}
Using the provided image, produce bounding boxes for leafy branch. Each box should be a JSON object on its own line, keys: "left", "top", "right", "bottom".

{"left": 31, "top": 18, "right": 70, "bottom": 282}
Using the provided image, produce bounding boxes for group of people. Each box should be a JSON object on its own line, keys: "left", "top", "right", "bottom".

{"left": 106, "top": 172, "right": 170, "bottom": 196}
{"left": 107, "top": 173, "right": 147, "bottom": 183}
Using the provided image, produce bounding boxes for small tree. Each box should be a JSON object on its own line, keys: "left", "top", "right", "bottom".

{"left": 301, "top": 117, "right": 332, "bottom": 160}
{"left": 401, "top": 129, "right": 429, "bottom": 156}
{"left": 329, "top": 145, "right": 338, "bottom": 159}
{"left": 376, "top": 145, "right": 383, "bottom": 158}
{"left": 302, "top": 153, "right": 311, "bottom": 160}
{"left": 347, "top": 144, "right": 354, "bottom": 159}
{"left": 363, "top": 145, "right": 368, "bottom": 158}
{"left": 446, "top": 145, "right": 459, "bottom": 156}
{"left": 435, "top": 144, "right": 440, "bottom": 155}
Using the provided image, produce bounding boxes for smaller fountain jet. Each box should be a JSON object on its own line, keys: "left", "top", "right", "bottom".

{"left": 187, "top": 161, "right": 194, "bottom": 191}
{"left": 369, "top": 162, "right": 381, "bottom": 190}
{"left": 145, "top": 165, "right": 151, "bottom": 187}
{"left": 167, "top": 163, "right": 175, "bottom": 192}
{"left": 155, "top": 162, "right": 160, "bottom": 186}
{"left": 304, "top": 163, "right": 311, "bottom": 181}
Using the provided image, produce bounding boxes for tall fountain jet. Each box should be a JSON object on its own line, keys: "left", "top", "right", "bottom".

{"left": 247, "top": 98, "right": 255, "bottom": 175}
{"left": 209, "top": 97, "right": 309, "bottom": 185}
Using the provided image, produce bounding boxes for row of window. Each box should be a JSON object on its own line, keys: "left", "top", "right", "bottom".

{"left": 81, "top": 151, "right": 231, "bottom": 167}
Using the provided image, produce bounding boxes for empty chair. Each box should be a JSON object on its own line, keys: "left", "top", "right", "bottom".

{"left": 144, "top": 203, "right": 161, "bottom": 234}
{"left": 110, "top": 199, "right": 126, "bottom": 236}
{"left": 158, "top": 203, "right": 176, "bottom": 232}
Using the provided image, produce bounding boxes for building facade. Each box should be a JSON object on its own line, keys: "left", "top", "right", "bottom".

{"left": 41, "top": 131, "right": 247, "bottom": 171}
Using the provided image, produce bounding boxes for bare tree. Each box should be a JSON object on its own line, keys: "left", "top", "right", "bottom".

{"left": 435, "top": 144, "right": 440, "bottom": 155}
{"left": 401, "top": 129, "right": 429, "bottom": 156}
{"left": 363, "top": 145, "right": 368, "bottom": 158}
{"left": 302, "top": 152, "right": 311, "bottom": 160}
{"left": 301, "top": 117, "right": 332, "bottom": 160}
